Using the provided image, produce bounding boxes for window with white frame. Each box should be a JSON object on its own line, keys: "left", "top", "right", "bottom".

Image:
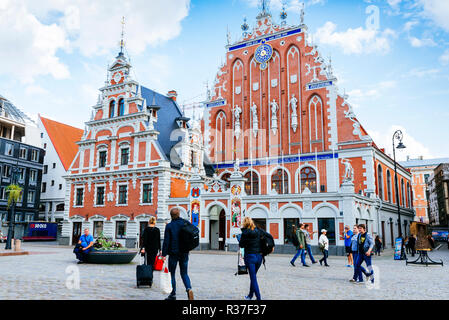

{"left": 120, "top": 147, "right": 129, "bottom": 166}
{"left": 31, "top": 150, "right": 39, "bottom": 161}
{"left": 96, "top": 186, "right": 105, "bottom": 206}
{"left": 2, "top": 165, "right": 11, "bottom": 178}
{"left": 118, "top": 185, "right": 128, "bottom": 205}
{"left": 141, "top": 183, "right": 153, "bottom": 204}
{"left": 18, "top": 168, "right": 25, "bottom": 181}
{"left": 115, "top": 221, "right": 127, "bottom": 239}
{"left": 0, "top": 187, "right": 6, "bottom": 200}
{"left": 27, "top": 190, "right": 35, "bottom": 204}
{"left": 75, "top": 187, "right": 84, "bottom": 206}
{"left": 30, "top": 170, "right": 37, "bottom": 183}
{"left": 5, "top": 143, "right": 13, "bottom": 156}
{"left": 99, "top": 150, "right": 107, "bottom": 168}
{"left": 19, "top": 147, "right": 27, "bottom": 159}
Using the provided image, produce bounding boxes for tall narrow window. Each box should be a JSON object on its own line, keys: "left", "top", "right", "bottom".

{"left": 94, "top": 221, "right": 104, "bottom": 238}
{"left": 96, "top": 186, "right": 105, "bottom": 206}
{"left": 116, "top": 221, "right": 126, "bottom": 239}
{"left": 118, "top": 185, "right": 127, "bottom": 204}
{"left": 271, "top": 169, "right": 289, "bottom": 194}
{"left": 244, "top": 171, "right": 259, "bottom": 195}
{"left": 109, "top": 100, "right": 116, "bottom": 118}
{"left": 216, "top": 112, "right": 226, "bottom": 162}
{"left": 75, "top": 188, "right": 84, "bottom": 206}
{"left": 387, "top": 170, "right": 392, "bottom": 203}
{"left": 401, "top": 179, "right": 405, "bottom": 207}
{"left": 300, "top": 167, "right": 317, "bottom": 193}
{"left": 377, "top": 165, "right": 384, "bottom": 200}
{"left": 27, "top": 190, "right": 35, "bottom": 204}
{"left": 99, "top": 151, "right": 107, "bottom": 168}
{"left": 120, "top": 148, "right": 129, "bottom": 166}
{"left": 407, "top": 182, "right": 411, "bottom": 208}
{"left": 118, "top": 98, "right": 125, "bottom": 116}
{"left": 142, "top": 183, "right": 152, "bottom": 204}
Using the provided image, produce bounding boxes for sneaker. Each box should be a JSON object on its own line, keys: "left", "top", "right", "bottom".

{"left": 244, "top": 295, "right": 252, "bottom": 300}
{"left": 290, "top": 261, "right": 295, "bottom": 267}
{"left": 165, "top": 294, "right": 176, "bottom": 301}
{"left": 319, "top": 260, "right": 323, "bottom": 266}
{"left": 349, "top": 279, "right": 357, "bottom": 282}
{"left": 303, "top": 264, "right": 310, "bottom": 267}
{"left": 324, "top": 264, "right": 330, "bottom": 267}
{"left": 355, "top": 281, "right": 364, "bottom": 285}
{"left": 346, "top": 264, "right": 351, "bottom": 267}
{"left": 187, "top": 289, "right": 194, "bottom": 301}
{"left": 365, "top": 272, "right": 373, "bottom": 281}
{"left": 312, "top": 261, "right": 318, "bottom": 264}
{"left": 77, "top": 261, "right": 84, "bottom": 264}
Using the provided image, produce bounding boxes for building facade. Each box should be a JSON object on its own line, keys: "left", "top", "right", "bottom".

{"left": 0, "top": 96, "right": 44, "bottom": 238}
{"left": 400, "top": 157, "right": 449, "bottom": 224}
{"left": 60, "top": 50, "right": 207, "bottom": 247}
{"left": 165, "top": 5, "right": 415, "bottom": 254}
{"left": 37, "top": 116, "right": 83, "bottom": 223}
{"left": 427, "top": 163, "right": 449, "bottom": 228}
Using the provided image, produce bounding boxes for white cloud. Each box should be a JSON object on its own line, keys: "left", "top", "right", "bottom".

{"left": 387, "top": 0, "right": 402, "bottom": 8}
{"left": 419, "top": 0, "right": 449, "bottom": 32}
{"left": 0, "top": 0, "right": 70, "bottom": 84}
{"left": 368, "top": 125, "right": 433, "bottom": 162}
{"left": 409, "top": 36, "right": 437, "bottom": 47}
{"left": 313, "top": 21, "right": 396, "bottom": 55}
{"left": 439, "top": 49, "right": 449, "bottom": 65}
{"left": 0, "top": 0, "right": 190, "bottom": 84}
{"left": 25, "top": 85, "right": 49, "bottom": 96}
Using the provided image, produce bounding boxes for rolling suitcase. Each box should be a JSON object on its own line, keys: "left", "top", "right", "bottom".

{"left": 235, "top": 248, "right": 248, "bottom": 276}
{"left": 136, "top": 253, "right": 153, "bottom": 288}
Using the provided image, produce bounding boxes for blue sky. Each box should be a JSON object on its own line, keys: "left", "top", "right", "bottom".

{"left": 0, "top": 0, "right": 448, "bottom": 161}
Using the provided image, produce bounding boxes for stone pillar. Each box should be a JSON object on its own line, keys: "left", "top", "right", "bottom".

{"left": 340, "top": 181, "right": 356, "bottom": 228}
{"left": 188, "top": 169, "right": 205, "bottom": 248}
{"left": 156, "top": 161, "right": 172, "bottom": 239}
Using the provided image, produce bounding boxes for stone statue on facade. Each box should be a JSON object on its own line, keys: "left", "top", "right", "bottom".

{"left": 234, "top": 105, "right": 242, "bottom": 139}
{"left": 341, "top": 158, "right": 354, "bottom": 183}
{"left": 251, "top": 102, "right": 259, "bottom": 138}
{"left": 289, "top": 94, "right": 299, "bottom": 132}
{"left": 270, "top": 99, "right": 278, "bottom": 135}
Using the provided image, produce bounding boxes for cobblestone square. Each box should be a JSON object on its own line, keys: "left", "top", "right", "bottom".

{"left": 0, "top": 242, "right": 448, "bottom": 300}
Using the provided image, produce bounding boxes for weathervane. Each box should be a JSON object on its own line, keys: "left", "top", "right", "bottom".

{"left": 257, "top": 0, "right": 271, "bottom": 18}
{"left": 120, "top": 16, "right": 126, "bottom": 54}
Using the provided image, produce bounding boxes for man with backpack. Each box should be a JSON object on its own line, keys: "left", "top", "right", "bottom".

{"left": 290, "top": 224, "right": 309, "bottom": 267}
{"left": 162, "top": 208, "right": 198, "bottom": 300}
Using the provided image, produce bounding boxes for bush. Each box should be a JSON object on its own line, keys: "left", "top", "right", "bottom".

{"left": 93, "top": 233, "right": 125, "bottom": 251}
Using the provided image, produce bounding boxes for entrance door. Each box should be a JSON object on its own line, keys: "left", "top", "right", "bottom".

{"left": 253, "top": 219, "right": 266, "bottom": 231}
{"left": 318, "top": 218, "right": 336, "bottom": 245}
{"left": 381, "top": 221, "right": 386, "bottom": 249}
{"left": 218, "top": 209, "right": 226, "bottom": 250}
{"left": 72, "top": 222, "right": 82, "bottom": 245}
{"left": 139, "top": 222, "right": 148, "bottom": 248}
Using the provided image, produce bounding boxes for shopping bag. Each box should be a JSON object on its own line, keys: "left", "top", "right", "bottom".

{"left": 154, "top": 254, "right": 164, "bottom": 271}
{"left": 154, "top": 260, "right": 172, "bottom": 294}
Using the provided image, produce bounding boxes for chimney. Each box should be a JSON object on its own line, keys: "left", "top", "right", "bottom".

{"left": 419, "top": 155, "right": 424, "bottom": 160}
{"left": 167, "top": 90, "right": 178, "bottom": 101}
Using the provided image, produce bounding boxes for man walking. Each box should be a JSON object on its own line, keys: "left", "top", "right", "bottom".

{"left": 162, "top": 208, "right": 194, "bottom": 301}
{"left": 354, "top": 224, "right": 374, "bottom": 283}
{"left": 350, "top": 225, "right": 367, "bottom": 283}
{"left": 302, "top": 224, "right": 317, "bottom": 264}
{"left": 344, "top": 225, "right": 353, "bottom": 267}
{"left": 290, "top": 224, "right": 308, "bottom": 267}
{"left": 319, "top": 229, "right": 330, "bottom": 267}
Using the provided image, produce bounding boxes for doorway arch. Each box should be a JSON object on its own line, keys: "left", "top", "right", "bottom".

{"left": 208, "top": 204, "right": 227, "bottom": 250}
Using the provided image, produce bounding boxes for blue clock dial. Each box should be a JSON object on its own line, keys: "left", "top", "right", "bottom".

{"left": 254, "top": 40, "right": 273, "bottom": 70}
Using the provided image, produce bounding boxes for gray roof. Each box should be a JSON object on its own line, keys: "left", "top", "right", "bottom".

{"left": 0, "top": 95, "right": 33, "bottom": 124}
{"left": 400, "top": 158, "right": 449, "bottom": 168}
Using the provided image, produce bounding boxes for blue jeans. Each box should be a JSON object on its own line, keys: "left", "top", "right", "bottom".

{"left": 305, "top": 244, "right": 316, "bottom": 263}
{"left": 319, "top": 249, "right": 328, "bottom": 265}
{"left": 291, "top": 248, "right": 306, "bottom": 265}
{"left": 355, "top": 251, "right": 373, "bottom": 282}
{"left": 244, "top": 253, "right": 263, "bottom": 300}
{"left": 74, "top": 247, "right": 90, "bottom": 262}
{"left": 352, "top": 252, "right": 367, "bottom": 282}
{"left": 168, "top": 253, "right": 191, "bottom": 296}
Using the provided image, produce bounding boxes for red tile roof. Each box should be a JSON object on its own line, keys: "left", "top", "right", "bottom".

{"left": 39, "top": 115, "right": 84, "bottom": 171}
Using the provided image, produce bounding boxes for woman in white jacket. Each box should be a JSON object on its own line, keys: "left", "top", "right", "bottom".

{"left": 318, "top": 229, "right": 330, "bottom": 267}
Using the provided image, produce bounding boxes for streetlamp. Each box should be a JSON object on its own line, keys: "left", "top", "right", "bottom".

{"left": 392, "top": 130, "right": 406, "bottom": 259}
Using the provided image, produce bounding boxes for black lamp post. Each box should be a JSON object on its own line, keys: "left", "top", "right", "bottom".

{"left": 392, "top": 130, "right": 406, "bottom": 259}
{"left": 5, "top": 165, "right": 20, "bottom": 250}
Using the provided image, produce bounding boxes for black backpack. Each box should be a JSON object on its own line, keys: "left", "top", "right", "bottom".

{"left": 179, "top": 220, "right": 200, "bottom": 253}
{"left": 259, "top": 228, "right": 275, "bottom": 257}
{"left": 291, "top": 231, "right": 299, "bottom": 247}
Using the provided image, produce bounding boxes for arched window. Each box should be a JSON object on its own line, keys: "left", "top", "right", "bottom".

{"left": 216, "top": 112, "right": 226, "bottom": 162}
{"left": 401, "top": 179, "right": 405, "bottom": 207}
{"left": 387, "top": 170, "right": 392, "bottom": 203}
{"left": 220, "top": 172, "right": 231, "bottom": 190}
{"left": 244, "top": 171, "right": 259, "bottom": 195}
{"left": 109, "top": 100, "right": 116, "bottom": 118}
{"left": 377, "top": 165, "right": 384, "bottom": 200}
{"left": 300, "top": 167, "right": 317, "bottom": 193}
{"left": 308, "top": 95, "right": 324, "bottom": 151}
{"left": 271, "top": 169, "right": 289, "bottom": 194}
{"left": 118, "top": 98, "right": 125, "bottom": 116}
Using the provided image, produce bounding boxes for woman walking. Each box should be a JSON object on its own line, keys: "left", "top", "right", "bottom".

{"left": 239, "top": 217, "right": 263, "bottom": 300}
{"left": 140, "top": 216, "right": 161, "bottom": 282}
{"left": 319, "top": 229, "right": 330, "bottom": 267}
{"left": 374, "top": 235, "right": 382, "bottom": 256}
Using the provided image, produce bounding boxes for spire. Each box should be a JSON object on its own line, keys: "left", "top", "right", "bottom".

{"left": 257, "top": 0, "right": 271, "bottom": 19}
{"left": 120, "top": 16, "right": 125, "bottom": 55}
{"left": 300, "top": 2, "right": 305, "bottom": 25}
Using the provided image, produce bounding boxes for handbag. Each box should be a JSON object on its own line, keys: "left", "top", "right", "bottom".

{"left": 154, "top": 254, "right": 164, "bottom": 271}
{"left": 153, "top": 259, "right": 172, "bottom": 294}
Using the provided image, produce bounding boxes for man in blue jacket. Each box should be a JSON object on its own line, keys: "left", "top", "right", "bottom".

{"left": 162, "top": 208, "right": 194, "bottom": 301}
{"left": 75, "top": 228, "right": 94, "bottom": 264}
{"left": 354, "top": 224, "right": 374, "bottom": 283}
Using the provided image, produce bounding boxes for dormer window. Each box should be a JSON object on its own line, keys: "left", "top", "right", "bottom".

{"left": 175, "top": 117, "right": 190, "bottom": 129}
{"left": 118, "top": 98, "right": 125, "bottom": 116}
{"left": 109, "top": 100, "right": 116, "bottom": 118}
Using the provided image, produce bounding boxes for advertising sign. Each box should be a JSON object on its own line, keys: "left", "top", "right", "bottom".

{"left": 431, "top": 230, "right": 449, "bottom": 242}
{"left": 394, "top": 237, "right": 403, "bottom": 260}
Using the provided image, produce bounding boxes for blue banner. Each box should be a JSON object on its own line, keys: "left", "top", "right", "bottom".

{"left": 228, "top": 28, "right": 303, "bottom": 52}
{"left": 206, "top": 99, "right": 226, "bottom": 108}
{"left": 394, "top": 237, "right": 403, "bottom": 260}
{"left": 306, "top": 80, "right": 334, "bottom": 91}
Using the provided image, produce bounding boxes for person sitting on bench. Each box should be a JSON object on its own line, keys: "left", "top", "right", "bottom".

{"left": 74, "top": 228, "right": 94, "bottom": 264}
